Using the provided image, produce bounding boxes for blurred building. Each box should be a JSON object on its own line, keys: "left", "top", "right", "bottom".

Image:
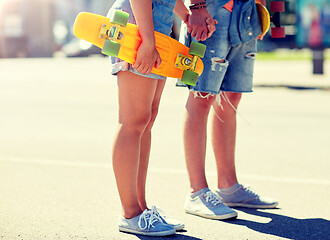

{"left": 0, "top": 0, "right": 54, "bottom": 57}
{"left": 0, "top": 0, "right": 114, "bottom": 58}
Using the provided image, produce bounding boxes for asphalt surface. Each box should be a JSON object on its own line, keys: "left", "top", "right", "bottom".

{"left": 0, "top": 57, "right": 329, "bottom": 240}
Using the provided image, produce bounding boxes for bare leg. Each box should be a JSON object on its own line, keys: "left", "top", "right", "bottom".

{"left": 212, "top": 92, "right": 242, "bottom": 189}
{"left": 112, "top": 71, "right": 164, "bottom": 218}
{"left": 183, "top": 91, "right": 215, "bottom": 193}
{"left": 137, "top": 79, "right": 166, "bottom": 211}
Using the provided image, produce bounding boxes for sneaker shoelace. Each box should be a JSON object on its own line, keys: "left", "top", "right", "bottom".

{"left": 240, "top": 185, "right": 259, "bottom": 198}
{"left": 203, "top": 191, "right": 222, "bottom": 206}
{"left": 138, "top": 206, "right": 162, "bottom": 231}
{"left": 151, "top": 207, "right": 167, "bottom": 223}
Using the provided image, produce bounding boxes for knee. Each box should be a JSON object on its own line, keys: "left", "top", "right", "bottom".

{"left": 186, "top": 91, "right": 215, "bottom": 116}
{"left": 121, "top": 111, "right": 152, "bottom": 134}
{"left": 222, "top": 92, "right": 242, "bottom": 108}
{"left": 144, "top": 106, "right": 159, "bottom": 132}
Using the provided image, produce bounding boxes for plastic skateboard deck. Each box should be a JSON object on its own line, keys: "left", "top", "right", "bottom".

{"left": 256, "top": 1, "right": 285, "bottom": 38}
{"left": 256, "top": 3, "right": 271, "bottom": 36}
{"left": 73, "top": 11, "right": 205, "bottom": 83}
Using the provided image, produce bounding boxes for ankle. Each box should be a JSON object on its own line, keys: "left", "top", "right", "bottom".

{"left": 191, "top": 187, "right": 210, "bottom": 198}
{"left": 122, "top": 208, "right": 143, "bottom": 219}
{"left": 218, "top": 183, "right": 240, "bottom": 194}
{"left": 139, "top": 204, "right": 148, "bottom": 211}
{"left": 218, "top": 179, "right": 238, "bottom": 189}
{"left": 190, "top": 182, "right": 209, "bottom": 194}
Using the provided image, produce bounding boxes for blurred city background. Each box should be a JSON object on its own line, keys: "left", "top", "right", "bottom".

{"left": 0, "top": 0, "right": 329, "bottom": 59}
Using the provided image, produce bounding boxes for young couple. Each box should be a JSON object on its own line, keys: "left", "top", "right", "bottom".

{"left": 107, "top": 0, "right": 278, "bottom": 237}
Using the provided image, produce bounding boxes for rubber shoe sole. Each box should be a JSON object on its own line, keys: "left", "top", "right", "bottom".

{"left": 224, "top": 202, "right": 278, "bottom": 209}
{"left": 173, "top": 223, "right": 185, "bottom": 231}
{"left": 185, "top": 209, "right": 238, "bottom": 220}
{"left": 119, "top": 227, "right": 175, "bottom": 237}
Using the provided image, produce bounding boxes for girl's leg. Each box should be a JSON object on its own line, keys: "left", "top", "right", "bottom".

{"left": 136, "top": 79, "right": 166, "bottom": 210}
{"left": 183, "top": 91, "right": 215, "bottom": 193}
{"left": 112, "top": 71, "right": 161, "bottom": 219}
{"left": 211, "top": 92, "right": 242, "bottom": 189}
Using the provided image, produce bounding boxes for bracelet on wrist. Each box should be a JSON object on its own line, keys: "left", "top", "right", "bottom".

{"left": 189, "top": 1, "right": 206, "bottom": 9}
{"left": 190, "top": 2, "right": 206, "bottom": 7}
{"left": 189, "top": 5, "right": 207, "bottom": 10}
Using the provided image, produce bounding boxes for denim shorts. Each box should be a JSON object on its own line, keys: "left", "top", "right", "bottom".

{"left": 107, "top": 0, "right": 176, "bottom": 80}
{"left": 180, "top": 1, "right": 257, "bottom": 93}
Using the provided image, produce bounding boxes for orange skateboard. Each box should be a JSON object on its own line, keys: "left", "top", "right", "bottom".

{"left": 73, "top": 11, "right": 206, "bottom": 86}
{"left": 256, "top": 1, "right": 285, "bottom": 38}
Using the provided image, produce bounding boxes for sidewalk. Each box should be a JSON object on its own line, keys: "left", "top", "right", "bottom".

{"left": 253, "top": 59, "right": 330, "bottom": 90}
{"left": 0, "top": 57, "right": 329, "bottom": 240}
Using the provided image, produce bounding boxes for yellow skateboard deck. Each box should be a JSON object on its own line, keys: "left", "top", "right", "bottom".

{"left": 256, "top": 3, "right": 270, "bottom": 36}
{"left": 73, "top": 11, "right": 205, "bottom": 83}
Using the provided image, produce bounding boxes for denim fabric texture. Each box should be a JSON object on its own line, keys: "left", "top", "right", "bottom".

{"left": 179, "top": 0, "right": 261, "bottom": 93}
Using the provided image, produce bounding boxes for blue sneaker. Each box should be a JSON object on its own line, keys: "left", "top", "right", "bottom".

{"left": 118, "top": 206, "right": 175, "bottom": 236}
{"left": 184, "top": 188, "right": 238, "bottom": 220}
{"left": 153, "top": 207, "right": 185, "bottom": 231}
{"left": 216, "top": 184, "right": 278, "bottom": 209}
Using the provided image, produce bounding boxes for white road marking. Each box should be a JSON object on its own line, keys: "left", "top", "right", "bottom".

{"left": 1, "top": 157, "right": 330, "bottom": 186}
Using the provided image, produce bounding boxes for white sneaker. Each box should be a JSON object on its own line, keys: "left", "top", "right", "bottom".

{"left": 118, "top": 206, "right": 175, "bottom": 236}
{"left": 184, "top": 188, "right": 238, "bottom": 220}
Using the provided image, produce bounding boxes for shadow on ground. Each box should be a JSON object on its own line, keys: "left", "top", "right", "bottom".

{"left": 123, "top": 230, "right": 202, "bottom": 240}
{"left": 225, "top": 208, "right": 330, "bottom": 240}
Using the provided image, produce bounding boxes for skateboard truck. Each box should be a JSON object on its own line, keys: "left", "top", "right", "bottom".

{"left": 99, "top": 24, "right": 123, "bottom": 41}
{"left": 100, "top": 10, "right": 130, "bottom": 57}
{"left": 177, "top": 42, "right": 206, "bottom": 86}
{"left": 99, "top": 24, "right": 110, "bottom": 39}
{"left": 175, "top": 53, "right": 198, "bottom": 72}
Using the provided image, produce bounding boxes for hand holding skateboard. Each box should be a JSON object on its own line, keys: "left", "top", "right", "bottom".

{"left": 132, "top": 38, "right": 162, "bottom": 75}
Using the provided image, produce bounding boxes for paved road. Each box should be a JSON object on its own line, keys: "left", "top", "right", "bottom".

{"left": 0, "top": 58, "right": 329, "bottom": 240}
